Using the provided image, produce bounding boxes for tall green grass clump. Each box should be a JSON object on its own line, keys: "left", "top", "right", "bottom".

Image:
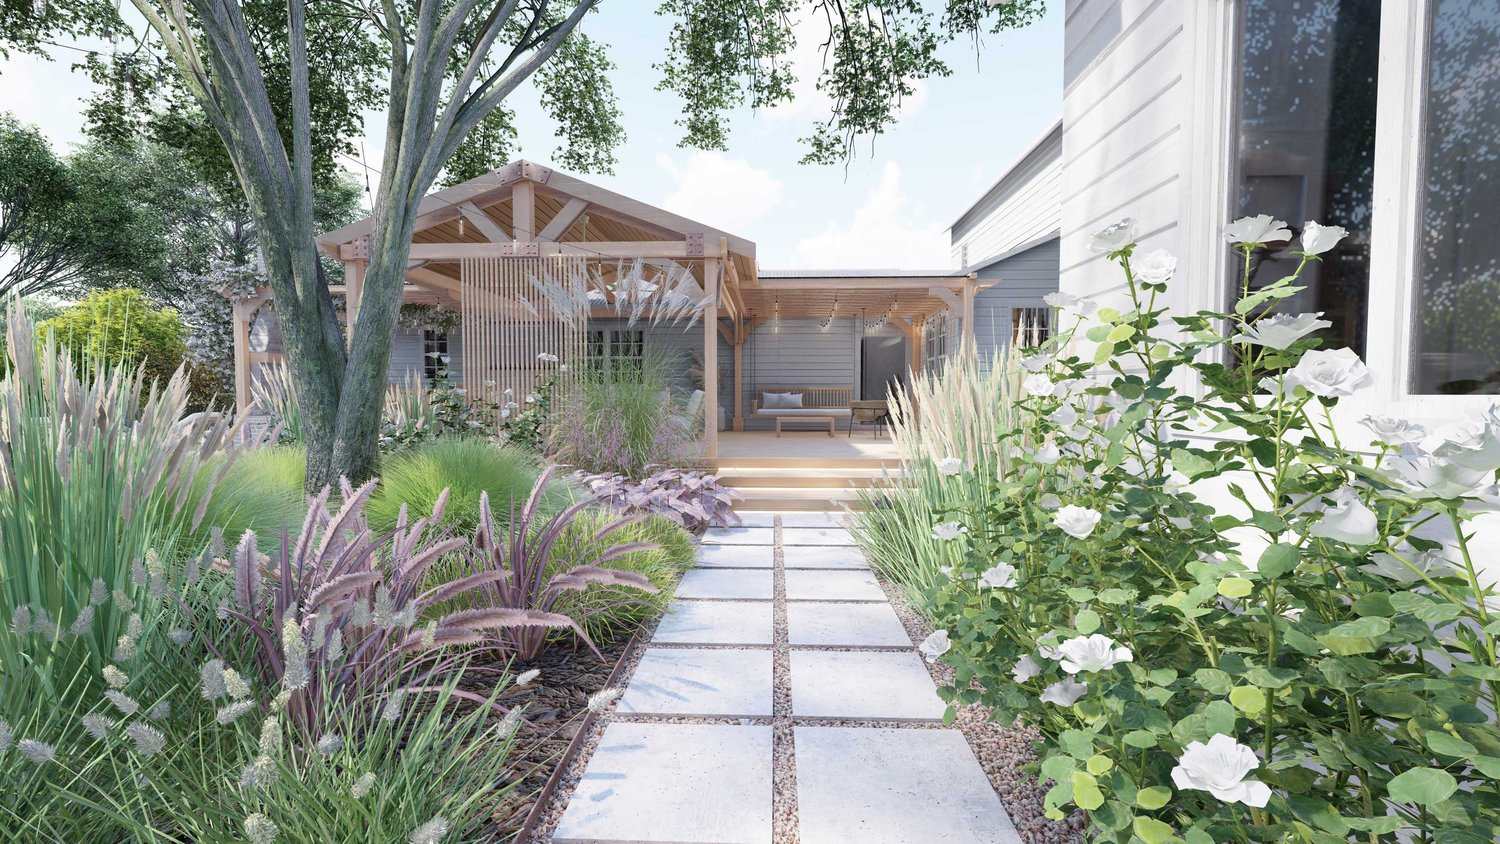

{"left": 0, "top": 303, "right": 250, "bottom": 837}
{"left": 547, "top": 347, "right": 698, "bottom": 477}
{"left": 850, "top": 343, "right": 1029, "bottom": 607}
{"left": 195, "top": 445, "right": 309, "bottom": 547}
{"left": 367, "top": 436, "right": 577, "bottom": 536}
{"left": 550, "top": 510, "right": 696, "bottom": 641}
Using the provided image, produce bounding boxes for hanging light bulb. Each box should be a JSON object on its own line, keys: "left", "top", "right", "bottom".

{"left": 458, "top": 217, "right": 466, "bottom": 238}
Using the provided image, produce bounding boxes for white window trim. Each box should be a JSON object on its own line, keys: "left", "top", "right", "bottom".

{"left": 1187, "top": 0, "right": 1491, "bottom": 425}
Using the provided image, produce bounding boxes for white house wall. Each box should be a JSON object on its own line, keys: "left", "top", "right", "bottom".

{"left": 950, "top": 124, "right": 1063, "bottom": 269}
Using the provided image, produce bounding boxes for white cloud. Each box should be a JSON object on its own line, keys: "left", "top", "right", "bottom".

{"left": 793, "top": 161, "right": 949, "bottom": 269}
{"left": 656, "top": 151, "right": 786, "bottom": 234}
{"left": 0, "top": 53, "right": 98, "bottom": 148}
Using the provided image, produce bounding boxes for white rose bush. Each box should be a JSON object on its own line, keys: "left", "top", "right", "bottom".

{"left": 920, "top": 216, "right": 1500, "bottom": 842}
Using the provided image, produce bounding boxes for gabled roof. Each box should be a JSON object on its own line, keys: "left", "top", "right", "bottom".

{"left": 317, "top": 159, "right": 756, "bottom": 260}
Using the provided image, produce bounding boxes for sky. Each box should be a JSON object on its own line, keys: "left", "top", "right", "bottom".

{"left": 0, "top": 3, "right": 1063, "bottom": 272}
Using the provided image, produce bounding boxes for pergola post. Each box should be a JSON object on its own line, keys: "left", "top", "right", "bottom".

{"left": 344, "top": 260, "right": 365, "bottom": 349}
{"left": 732, "top": 323, "right": 744, "bottom": 432}
{"left": 960, "top": 274, "right": 977, "bottom": 351}
{"left": 702, "top": 255, "right": 721, "bottom": 459}
{"left": 512, "top": 180, "right": 535, "bottom": 241}
{"left": 233, "top": 298, "right": 252, "bottom": 415}
{"left": 909, "top": 317, "right": 925, "bottom": 376}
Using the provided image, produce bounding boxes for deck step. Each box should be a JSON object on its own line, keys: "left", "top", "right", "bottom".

{"left": 717, "top": 467, "right": 893, "bottom": 489}
{"left": 713, "top": 457, "right": 901, "bottom": 471}
{"left": 727, "top": 486, "right": 871, "bottom": 512}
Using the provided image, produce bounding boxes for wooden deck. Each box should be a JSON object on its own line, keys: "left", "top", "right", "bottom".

{"left": 713, "top": 431, "right": 900, "bottom": 464}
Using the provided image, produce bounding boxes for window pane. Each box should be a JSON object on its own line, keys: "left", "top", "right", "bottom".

{"left": 1411, "top": 1, "right": 1500, "bottom": 395}
{"left": 1233, "top": 0, "right": 1381, "bottom": 357}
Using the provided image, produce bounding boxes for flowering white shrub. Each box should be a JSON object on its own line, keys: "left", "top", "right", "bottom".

{"left": 924, "top": 217, "right": 1500, "bottom": 842}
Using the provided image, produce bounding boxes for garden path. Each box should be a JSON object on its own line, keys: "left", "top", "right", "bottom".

{"left": 551, "top": 513, "right": 1023, "bottom": 844}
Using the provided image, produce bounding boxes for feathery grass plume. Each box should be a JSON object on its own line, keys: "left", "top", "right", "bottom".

{"left": 496, "top": 707, "right": 524, "bottom": 739}
{"left": 0, "top": 720, "right": 11, "bottom": 751}
{"left": 281, "top": 618, "right": 310, "bottom": 692}
{"left": 315, "top": 733, "right": 343, "bottom": 758}
{"left": 145, "top": 549, "right": 167, "bottom": 598}
{"left": 103, "top": 665, "right": 130, "bottom": 689}
{"left": 69, "top": 604, "right": 95, "bottom": 637}
{"left": 131, "top": 558, "right": 148, "bottom": 588}
{"left": 18, "top": 739, "right": 56, "bottom": 763}
{"left": 169, "top": 627, "right": 191, "bottom": 645}
{"left": 516, "top": 668, "right": 540, "bottom": 686}
{"left": 258, "top": 717, "right": 282, "bottom": 758}
{"left": 240, "top": 755, "right": 278, "bottom": 790}
{"left": 420, "top": 620, "right": 437, "bottom": 648}
{"left": 89, "top": 578, "right": 108, "bottom": 605}
{"left": 105, "top": 690, "right": 140, "bottom": 716}
{"left": 216, "top": 701, "right": 256, "bottom": 724}
{"left": 380, "top": 689, "right": 407, "bottom": 721}
{"left": 325, "top": 628, "right": 343, "bottom": 663}
{"left": 113, "top": 634, "right": 138, "bottom": 661}
{"left": 371, "top": 586, "right": 394, "bottom": 627}
{"left": 200, "top": 659, "right": 227, "bottom": 699}
{"left": 244, "top": 812, "right": 279, "bottom": 844}
{"left": 224, "top": 667, "right": 251, "bottom": 700}
{"left": 310, "top": 608, "right": 330, "bottom": 650}
{"left": 81, "top": 712, "right": 114, "bottom": 741}
{"left": 149, "top": 700, "right": 170, "bottom": 721}
{"left": 271, "top": 690, "right": 292, "bottom": 709}
{"left": 409, "top": 816, "right": 449, "bottom": 844}
{"left": 10, "top": 604, "right": 32, "bottom": 635}
{"left": 30, "top": 606, "right": 57, "bottom": 638}
{"left": 232, "top": 531, "right": 261, "bottom": 612}
{"left": 587, "top": 687, "right": 623, "bottom": 714}
{"left": 351, "top": 771, "right": 377, "bottom": 799}
{"left": 125, "top": 722, "right": 166, "bottom": 756}
{"left": 112, "top": 589, "right": 130, "bottom": 606}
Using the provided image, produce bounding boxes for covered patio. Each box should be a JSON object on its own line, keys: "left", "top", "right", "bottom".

{"left": 234, "top": 160, "right": 989, "bottom": 459}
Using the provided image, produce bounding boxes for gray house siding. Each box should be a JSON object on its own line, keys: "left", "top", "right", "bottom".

{"left": 387, "top": 326, "right": 465, "bottom": 385}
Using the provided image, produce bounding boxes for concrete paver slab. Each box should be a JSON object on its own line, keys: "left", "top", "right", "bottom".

{"left": 701, "top": 527, "right": 776, "bottom": 546}
{"left": 781, "top": 527, "right": 857, "bottom": 546}
{"left": 675, "top": 569, "right": 774, "bottom": 600}
{"left": 696, "top": 544, "right": 775, "bottom": 568}
{"left": 782, "top": 546, "right": 868, "bottom": 570}
{"left": 619, "top": 648, "right": 773, "bottom": 717}
{"left": 786, "top": 602, "right": 912, "bottom": 647}
{"left": 790, "top": 651, "right": 945, "bottom": 721}
{"left": 652, "top": 601, "right": 774, "bottom": 646}
{"left": 784, "top": 569, "right": 886, "bottom": 602}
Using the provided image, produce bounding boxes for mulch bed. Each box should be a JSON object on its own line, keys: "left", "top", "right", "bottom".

{"left": 461, "top": 635, "right": 634, "bottom": 839}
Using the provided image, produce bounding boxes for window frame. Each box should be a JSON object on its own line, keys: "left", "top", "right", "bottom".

{"left": 1200, "top": 0, "right": 1488, "bottom": 422}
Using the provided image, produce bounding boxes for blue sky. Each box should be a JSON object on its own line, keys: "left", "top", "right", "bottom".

{"left": 0, "top": 3, "right": 1062, "bottom": 271}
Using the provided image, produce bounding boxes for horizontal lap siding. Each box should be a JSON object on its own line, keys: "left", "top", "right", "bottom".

{"left": 972, "top": 238, "right": 1063, "bottom": 361}
{"left": 387, "top": 327, "right": 465, "bottom": 385}
{"left": 739, "top": 317, "right": 858, "bottom": 431}
{"left": 1061, "top": 0, "right": 1188, "bottom": 313}
{"left": 951, "top": 126, "right": 1064, "bottom": 269}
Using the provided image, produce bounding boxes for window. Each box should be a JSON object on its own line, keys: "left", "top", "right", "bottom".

{"left": 923, "top": 313, "right": 949, "bottom": 375}
{"left": 1230, "top": 0, "right": 1381, "bottom": 357}
{"left": 1011, "top": 306, "right": 1053, "bottom": 348}
{"left": 422, "top": 330, "right": 448, "bottom": 381}
{"left": 1410, "top": 1, "right": 1500, "bottom": 395}
{"left": 586, "top": 328, "right": 646, "bottom": 376}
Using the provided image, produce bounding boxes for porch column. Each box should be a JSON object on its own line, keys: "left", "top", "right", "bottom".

{"left": 232, "top": 298, "right": 252, "bottom": 415}
{"left": 732, "top": 322, "right": 745, "bottom": 431}
{"left": 960, "top": 274, "right": 977, "bottom": 351}
{"left": 909, "top": 317, "right": 924, "bottom": 376}
{"left": 344, "top": 260, "right": 365, "bottom": 350}
{"left": 703, "top": 257, "right": 721, "bottom": 459}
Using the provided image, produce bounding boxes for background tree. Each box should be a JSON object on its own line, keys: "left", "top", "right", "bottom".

{"left": 11, "top": 0, "right": 1046, "bottom": 489}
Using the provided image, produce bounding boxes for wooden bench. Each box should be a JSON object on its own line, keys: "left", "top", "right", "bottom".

{"left": 751, "top": 386, "right": 853, "bottom": 437}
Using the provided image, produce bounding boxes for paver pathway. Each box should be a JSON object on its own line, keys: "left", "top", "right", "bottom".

{"left": 552, "top": 512, "right": 1023, "bottom": 844}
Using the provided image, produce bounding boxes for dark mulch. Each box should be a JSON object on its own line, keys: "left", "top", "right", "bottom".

{"left": 466, "top": 635, "right": 634, "bottom": 839}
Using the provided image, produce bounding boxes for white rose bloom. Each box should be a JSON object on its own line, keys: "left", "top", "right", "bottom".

{"left": 1224, "top": 214, "right": 1292, "bottom": 244}
{"left": 935, "top": 457, "right": 965, "bottom": 476}
{"left": 1133, "top": 249, "right": 1178, "bottom": 283}
{"left": 1023, "top": 374, "right": 1055, "bottom": 397}
{"left": 980, "top": 562, "right": 1017, "bottom": 589}
{"left": 1421, "top": 413, "right": 1500, "bottom": 472}
{"left": 1284, "top": 348, "right": 1374, "bottom": 398}
{"left": 1170, "top": 734, "right": 1272, "bottom": 807}
{"left": 1040, "top": 678, "right": 1088, "bottom": 706}
{"left": 1361, "top": 415, "right": 1426, "bottom": 446}
{"left": 1307, "top": 486, "right": 1379, "bottom": 545}
{"left": 1043, "top": 292, "right": 1078, "bottom": 309}
{"left": 1039, "top": 493, "right": 1062, "bottom": 509}
{"left": 1231, "top": 313, "right": 1332, "bottom": 350}
{"left": 1047, "top": 404, "right": 1078, "bottom": 427}
{"left": 1035, "top": 442, "right": 1061, "bottom": 465}
{"left": 1056, "top": 634, "right": 1134, "bottom": 674}
{"left": 1362, "top": 549, "right": 1455, "bottom": 584}
{"left": 537, "top": 352, "right": 559, "bottom": 362}
{"left": 918, "top": 630, "right": 951, "bottom": 663}
{"left": 1011, "top": 655, "right": 1041, "bottom": 683}
{"left": 931, "top": 521, "right": 967, "bottom": 541}
{"left": 1053, "top": 505, "right": 1102, "bottom": 539}
{"left": 1019, "top": 354, "right": 1052, "bottom": 372}
{"left": 1392, "top": 453, "right": 1492, "bottom": 500}
{"left": 1300, "top": 221, "right": 1348, "bottom": 255}
{"left": 1075, "top": 298, "right": 1099, "bottom": 317}
{"left": 1088, "top": 218, "right": 1139, "bottom": 255}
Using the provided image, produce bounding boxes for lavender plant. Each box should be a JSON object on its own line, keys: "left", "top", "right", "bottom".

{"left": 465, "top": 466, "right": 662, "bottom": 661}
{"left": 921, "top": 217, "right": 1500, "bottom": 842}
{"left": 575, "top": 467, "right": 742, "bottom": 534}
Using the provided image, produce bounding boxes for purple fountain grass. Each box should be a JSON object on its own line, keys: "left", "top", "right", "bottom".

{"left": 465, "top": 465, "right": 661, "bottom": 661}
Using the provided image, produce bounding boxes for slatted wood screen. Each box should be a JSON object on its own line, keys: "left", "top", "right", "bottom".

{"left": 460, "top": 257, "right": 586, "bottom": 416}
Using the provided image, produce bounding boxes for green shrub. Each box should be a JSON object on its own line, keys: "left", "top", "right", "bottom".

{"left": 550, "top": 509, "right": 696, "bottom": 641}
{"left": 37, "top": 288, "right": 188, "bottom": 390}
{"left": 367, "top": 436, "right": 577, "bottom": 536}
{"left": 921, "top": 219, "right": 1500, "bottom": 842}
{"left": 195, "top": 446, "right": 308, "bottom": 548}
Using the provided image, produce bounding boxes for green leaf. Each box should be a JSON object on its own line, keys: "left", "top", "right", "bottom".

{"left": 1074, "top": 609, "right": 1101, "bottom": 634}
{"left": 1229, "top": 686, "right": 1266, "bottom": 715}
{"left": 1123, "top": 730, "right": 1159, "bottom": 749}
{"left": 1256, "top": 543, "right": 1299, "bottom": 579}
{"left": 1133, "top": 817, "right": 1176, "bottom": 844}
{"left": 1136, "top": 786, "right": 1172, "bottom": 810}
{"left": 1344, "top": 817, "right": 1409, "bottom": 835}
{"left": 1072, "top": 770, "right": 1105, "bottom": 811}
{"left": 1086, "top": 325, "right": 1112, "bottom": 343}
{"left": 1094, "top": 341, "right": 1116, "bottom": 365}
{"left": 1425, "top": 730, "right": 1478, "bottom": 758}
{"left": 1193, "top": 668, "right": 1232, "bottom": 695}
{"left": 1217, "top": 577, "right": 1253, "bottom": 599}
{"left": 1086, "top": 754, "right": 1114, "bottom": 775}
{"left": 1107, "top": 324, "right": 1137, "bottom": 343}
{"left": 1204, "top": 700, "right": 1237, "bottom": 736}
{"left": 1471, "top": 756, "right": 1500, "bottom": 778}
{"left": 1386, "top": 767, "right": 1457, "bottom": 806}
{"left": 1243, "top": 667, "right": 1297, "bottom": 689}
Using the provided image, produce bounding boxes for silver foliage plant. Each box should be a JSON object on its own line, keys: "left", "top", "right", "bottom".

{"left": 574, "top": 468, "right": 742, "bottom": 534}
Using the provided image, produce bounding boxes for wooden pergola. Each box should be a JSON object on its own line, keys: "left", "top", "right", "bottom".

{"left": 233, "top": 160, "right": 988, "bottom": 459}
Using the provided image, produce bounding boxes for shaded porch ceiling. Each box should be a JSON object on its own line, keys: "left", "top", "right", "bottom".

{"left": 740, "top": 269, "right": 987, "bottom": 323}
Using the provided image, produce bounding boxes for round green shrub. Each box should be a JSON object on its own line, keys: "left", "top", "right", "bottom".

{"left": 196, "top": 446, "right": 308, "bottom": 547}
{"left": 549, "top": 509, "right": 697, "bottom": 641}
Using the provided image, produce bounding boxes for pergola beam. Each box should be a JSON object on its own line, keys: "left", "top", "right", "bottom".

{"left": 537, "top": 197, "right": 589, "bottom": 242}
{"left": 458, "top": 202, "right": 509, "bottom": 241}
{"left": 339, "top": 241, "right": 708, "bottom": 261}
